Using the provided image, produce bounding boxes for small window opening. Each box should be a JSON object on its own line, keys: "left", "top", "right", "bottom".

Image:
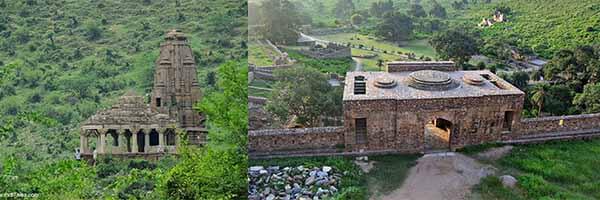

{"left": 503, "top": 111, "right": 514, "bottom": 131}
{"left": 156, "top": 98, "right": 161, "bottom": 107}
{"left": 354, "top": 76, "right": 366, "bottom": 95}
{"left": 355, "top": 118, "right": 367, "bottom": 144}
{"left": 150, "top": 130, "right": 159, "bottom": 146}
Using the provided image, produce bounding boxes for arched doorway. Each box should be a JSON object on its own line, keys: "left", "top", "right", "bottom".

{"left": 137, "top": 130, "right": 145, "bottom": 153}
{"left": 424, "top": 118, "right": 452, "bottom": 152}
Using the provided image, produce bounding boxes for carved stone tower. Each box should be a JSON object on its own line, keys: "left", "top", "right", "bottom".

{"left": 151, "top": 30, "right": 203, "bottom": 131}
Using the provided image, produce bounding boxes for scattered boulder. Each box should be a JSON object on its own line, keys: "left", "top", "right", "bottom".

{"left": 248, "top": 165, "right": 344, "bottom": 199}
{"left": 500, "top": 175, "right": 518, "bottom": 188}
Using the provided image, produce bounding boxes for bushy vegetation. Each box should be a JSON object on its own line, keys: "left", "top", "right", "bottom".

{"left": 285, "top": 49, "right": 353, "bottom": 75}
{"left": 474, "top": 139, "right": 600, "bottom": 199}
{"left": 0, "top": 0, "right": 247, "bottom": 198}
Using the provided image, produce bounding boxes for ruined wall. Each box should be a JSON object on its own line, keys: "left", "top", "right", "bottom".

{"left": 343, "top": 94, "right": 524, "bottom": 153}
{"left": 299, "top": 47, "right": 351, "bottom": 59}
{"left": 517, "top": 113, "right": 600, "bottom": 137}
{"left": 248, "top": 127, "right": 345, "bottom": 155}
{"left": 387, "top": 61, "right": 456, "bottom": 72}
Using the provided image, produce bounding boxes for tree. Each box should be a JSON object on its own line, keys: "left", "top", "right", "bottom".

{"left": 350, "top": 14, "right": 364, "bottom": 25}
{"left": 530, "top": 84, "right": 548, "bottom": 116}
{"left": 508, "top": 71, "right": 530, "bottom": 90}
{"left": 333, "top": 0, "right": 355, "bottom": 20}
{"left": 165, "top": 61, "right": 248, "bottom": 199}
{"left": 574, "top": 83, "right": 600, "bottom": 114}
{"left": 369, "top": 0, "right": 394, "bottom": 18}
{"left": 374, "top": 12, "right": 414, "bottom": 42}
{"left": 429, "top": 0, "right": 447, "bottom": 18}
{"left": 259, "top": 0, "right": 301, "bottom": 44}
{"left": 266, "top": 67, "right": 341, "bottom": 127}
{"left": 84, "top": 20, "right": 102, "bottom": 41}
{"left": 429, "top": 27, "right": 480, "bottom": 66}
{"left": 408, "top": 3, "right": 427, "bottom": 18}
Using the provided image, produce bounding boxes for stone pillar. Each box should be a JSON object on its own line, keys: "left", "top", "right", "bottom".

{"left": 80, "top": 130, "right": 88, "bottom": 154}
{"left": 158, "top": 128, "right": 165, "bottom": 152}
{"left": 116, "top": 129, "right": 123, "bottom": 153}
{"left": 144, "top": 131, "right": 150, "bottom": 153}
{"left": 132, "top": 131, "right": 138, "bottom": 153}
{"left": 98, "top": 129, "right": 106, "bottom": 154}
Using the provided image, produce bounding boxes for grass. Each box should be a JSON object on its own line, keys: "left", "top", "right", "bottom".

{"left": 249, "top": 87, "right": 271, "bottom": 98}
{"left": 249, "top": 41, "right": 276, "bottom": 66}
{"left": 471, "top": 139, "right": 600, "bottom": 199}
{"left": 284, "top": 48, "right": 353, "bottom": 76}
{"left": 366, "top": 155, "right": 419, "bottom": 197}
{"left": 316, "top": 33, "right": 438, "bottom": 58}
{"left": 351, "top": 48, "right": 403, "bottom": 72}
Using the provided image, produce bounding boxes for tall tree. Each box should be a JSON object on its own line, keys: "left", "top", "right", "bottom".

{"left": 429, "top": 0, "right": 447, "bottom": 18}
{"left": 266, "top": 67, "right": 341, "bottom": 127}
{"left": 574, "top": 83, "right": 600, "bottom": 114}
{"left": 531, "top": 84, "right": 548, "bottom": 116}
{"left": 374, "top": 12, "right": 414, "bottom": 42}
{"left": 408, "top": 2, "right": 427, "bottom": 18}
{"left": 259, "top": 0, "right": 301, "bottom": 44}
{"left": 429, "top": 27, "right": 480, "bottom": 66}
{"left": 333, "top": 0, "right": 355, "bottom": 20}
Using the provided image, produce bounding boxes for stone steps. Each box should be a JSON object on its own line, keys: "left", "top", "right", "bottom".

{"left": 503, "top": 128, "right": 600, "bottom": 144}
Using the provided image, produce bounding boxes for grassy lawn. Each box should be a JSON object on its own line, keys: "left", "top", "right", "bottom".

{"left": 249, "top": 41, "right": 276, "bottom": 66}
{"left": 317, "top": 33, "right": 437, "bottom": 58}
{"left": 366, "top": 155, "right": 419, "bottom": 198}
{"left": 352, "top": 48, "right": 404, "bottom": 72}
{"left": 471, "top": 139, "right": 600, "bottom": 199}
{"left": 283, "top": 48, "right": 353, "bottom": 76}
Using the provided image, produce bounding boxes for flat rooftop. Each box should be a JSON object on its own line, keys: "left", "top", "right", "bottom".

{"left": 343, "top": 70, "right": 524, "bottom": 101}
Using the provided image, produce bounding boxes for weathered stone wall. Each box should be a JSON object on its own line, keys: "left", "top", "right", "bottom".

{"left": 517, "top": 113, "right": 600, "bottom": 136}
{"left": 343, "top": 94, "right": 524, "bottom": 153}
{"left": 299, "top": 47, "right": 351, "bottom": 59}
{"left": 248, "top": 127, "right": 345, "bottom": 154}
{"left": 387, "top": 61, "right": 456, "bottom": 72}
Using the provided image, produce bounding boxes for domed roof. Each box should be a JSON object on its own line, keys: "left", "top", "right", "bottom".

{"left": 407, "top": 70, "right": 459, "bottom": 91}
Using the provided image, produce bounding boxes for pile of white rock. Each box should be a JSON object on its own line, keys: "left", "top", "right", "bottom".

{"left": 248, "top": 165, "right": 343, "bottom": 200}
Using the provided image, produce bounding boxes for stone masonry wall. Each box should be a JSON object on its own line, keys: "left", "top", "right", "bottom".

{"left": 517, "top": 113, "right": 600, "bottom": 136}
{"left": 387, "top": 62, "right": 456, "bottom": 72}
{"left": 248, "top": 127, "right": 344, "bottom": 154}
{"left": 343, "top": 94, "right": 525, "bottom": 153}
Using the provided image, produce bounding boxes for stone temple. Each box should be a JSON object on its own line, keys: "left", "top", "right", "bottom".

{"left": 80, "top": 30, "right": 206, "bottom": 159}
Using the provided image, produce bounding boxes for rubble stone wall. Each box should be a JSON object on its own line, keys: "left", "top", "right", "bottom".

{"left": 343, "top": 94, "right": 525, "bottom": 153}
{"left": 387, "top": 62, "right": 456, "bottom": 72}
{"left": 248, "top": 127, "right": 344, "bottom": 153}
{"left": 517, "top": 113, "right": 600, "bottom": 136}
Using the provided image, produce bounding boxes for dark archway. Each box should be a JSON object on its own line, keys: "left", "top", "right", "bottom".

{"left": 424, "top": 118, "right": 452, "bottom": 152}
{"left": 137, "top": 130, "right": 145, "bottom": 153}
{"left": 149, "top": 129, "right": 159, "bottom": 146}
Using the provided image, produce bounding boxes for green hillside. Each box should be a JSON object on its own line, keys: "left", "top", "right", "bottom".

{"left": 455, "top": 0, "right": 600, "bottom": 58}
{"left": 0, "top": 0, "right": 247, "bottom": 198}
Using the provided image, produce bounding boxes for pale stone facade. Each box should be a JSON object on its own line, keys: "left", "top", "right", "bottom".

{"left": 80, "top": 30, "right": 206, "bottom": 158}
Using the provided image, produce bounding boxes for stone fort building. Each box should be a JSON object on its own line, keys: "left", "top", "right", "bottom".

{"left": 249, "top": 61, "right": 600, "bottom": 157}
{"left": 79, "top": 30, "right": 206, "bottom": 159}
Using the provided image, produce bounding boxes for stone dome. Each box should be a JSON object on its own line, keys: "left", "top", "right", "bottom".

{"left": 374, "top": 77, "right": 397, "bottom": 88}
{"left": 463, "top": 74, "right": 486, "bottom": 86}
{"left": 407, "top": 70, "right": 458, "bottom": 91}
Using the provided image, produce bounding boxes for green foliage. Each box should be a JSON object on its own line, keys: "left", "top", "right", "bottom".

{"left": 266, "top": 67, "right": 342, "bottom": 127}
{"left": 255, "top": 0, "right": 302, "bottom": 44}
{"left": 408, "top": 3, "right": 427, "bottom": 18}
{"left": 351, "top": 14, "right": 364, "bottom": 25}
{"left": 285, "top": 49, "right": 353, "bottom": 75}
{"left": 366, "top": 155, "right": 419, "bottom": 196}
{"left": 429, "top": 0, "right": 448, "bottom": 19}
{"left": 574, "top": 83, "right": 600, "bottom": 114}
{"left": 333, "top": 0, "right": 355, "bottom": 20}
{"left": 429, "top": 26, "right": 481, "bottom": 66}
{"left": 374, "top": 12, "right": 414, "bottom": 42}
{"left": 163, "top": 61, "right": 248, "bottom": 199}
{"left": 473, "top": 176, "right": 524, "bottom": 200}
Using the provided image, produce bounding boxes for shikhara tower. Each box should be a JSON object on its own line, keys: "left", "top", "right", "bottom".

{"left": 151, "top": 29, "right": 204, "bottom": 131}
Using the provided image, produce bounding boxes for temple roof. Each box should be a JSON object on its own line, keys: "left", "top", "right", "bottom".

{"left": 81, "top": 92, "right": 176, "bottom": 129}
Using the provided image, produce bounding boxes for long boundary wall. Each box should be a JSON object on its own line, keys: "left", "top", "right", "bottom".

{"left": 249, "top": 113, "right": 600, "bottom": 158}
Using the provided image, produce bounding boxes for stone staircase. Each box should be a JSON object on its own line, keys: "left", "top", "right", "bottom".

{"left": 502, "top": 128, "right": 600, "bottom": 144}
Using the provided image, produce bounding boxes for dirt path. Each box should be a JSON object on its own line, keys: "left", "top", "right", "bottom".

{"left": 352, "top": 57, "right": 363, "bottom": 71}
{"left": 373, "top": 153, "right": 496, "bottom": 200}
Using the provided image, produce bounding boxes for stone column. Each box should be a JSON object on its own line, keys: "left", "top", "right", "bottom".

{"left": 98, "top": 129, "right": 106, "bottom": 154}
{"left": 144, "top": 131, "right": 150, "bottom": 153}
{"left": 132, "top": 131, "right": 138, "bottom": 153}
{"left": 80, "top": 130, "right": 88, "bottom": 154}
{"left": 116, "top": 129, "right": 123, "bottom": 154}
{"left": 158, "top": 128, "right": 165, "bottom": 152}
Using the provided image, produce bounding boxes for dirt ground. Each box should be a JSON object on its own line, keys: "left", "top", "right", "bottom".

{"left": 373, "top": 152, "right": 496, "bottom": 200}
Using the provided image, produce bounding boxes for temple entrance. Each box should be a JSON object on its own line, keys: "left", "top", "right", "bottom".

{"left": 137, "top": 131, "right": 145, "bottom": 153}
{"left": 424, "top": 118, "right": 452, "bottom": 152}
